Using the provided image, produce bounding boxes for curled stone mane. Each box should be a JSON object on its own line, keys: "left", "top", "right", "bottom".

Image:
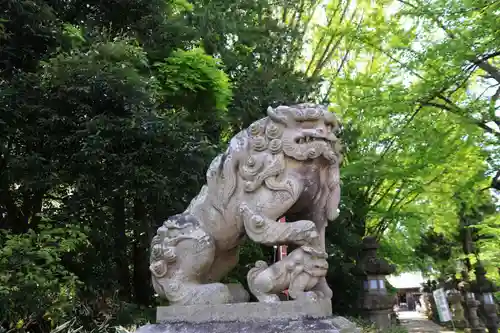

{"left": 206, "top": 104, "right": 342, "bottom": 217}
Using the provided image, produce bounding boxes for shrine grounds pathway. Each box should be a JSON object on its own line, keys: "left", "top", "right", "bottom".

{"left": 399, "top": 311, "right": 456, "bottom": 333}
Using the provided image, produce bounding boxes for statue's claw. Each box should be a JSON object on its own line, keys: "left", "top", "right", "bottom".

{"left": 293, "top": 291, "right": 320, "bottom": 302}
{"left": 260, "top": 295, "right": 281, "bottom": 303}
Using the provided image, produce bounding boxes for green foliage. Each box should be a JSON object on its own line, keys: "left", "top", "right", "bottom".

{"left": 1, "top": 0, "right": 62, "bottom": 75}
{"left": 0, "top": 220, "right": 87, "bottom": 329}
{"left": 1, "top": 0, "right": 321, "bottom": 331}
{"left": 0, "top": 0, "right": 229, "bottom": 330}
{"left": 316, "top": 0, "right": 500, "bottom": 277}
{"left": 155, "top": 48, "right": 232, "bottom": 111}
{"left": 325, "top": 217, "right": 365, "bottom": 314}
{"left": 2, "top": 0, "right": 499, "bottom": 331}
{"left": 415, "top": 229, "right": 453, "bottom": 266}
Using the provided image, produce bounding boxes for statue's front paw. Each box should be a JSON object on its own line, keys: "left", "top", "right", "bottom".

{"left": 305, "top": 291, "right": 320, "bottom": 301}
{"left": 291, "top": 291, "right": 320, "bottom": 302}
{"left": 315, "top": 291, "right": 326, "bottom": 299}
{"left": 315, "top": 278, "right": 333, "bottom": 300}
{"left": 307, "top": 229, "right": 319, "bottom": 239}
{"left": 293, "top": 219, "right": 314, "bottom": 228}
{"left": 257, "top": 294, "right": 281, "bottom": 303}
{"left": 293, "top": 220, "right": 317, "bottom": 238}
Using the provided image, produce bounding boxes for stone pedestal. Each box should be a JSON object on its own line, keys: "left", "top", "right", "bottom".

{"left": 447, "top": 290, "right": 468, "bottom": 328}
{"left": 136, "top": 300, "right": 360, "bottom": 333}
{"left": 465, "top": 294, "right": 486, "bottom": 333}
{"left": 364, "top": 309, "right": 392, "bottom": 329}
{"left": 471, "top": 263, "right": 498, "bottom": 333}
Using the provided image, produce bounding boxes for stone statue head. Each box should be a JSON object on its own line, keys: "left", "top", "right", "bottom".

{"left": 210, "top": 103, "right": 342, "bottom": 221}
{"left": 265, "top": 103, "right": 342, "bottom": 164}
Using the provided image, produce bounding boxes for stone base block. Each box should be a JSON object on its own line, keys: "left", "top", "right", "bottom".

{"left": 366, "top": 309, "right": 392, "bottom": 330}
{"left": 136, "top": 317, "right": 359, "bottom": 333}
{"left": 135, "top": 300, "right": 359, "bottom": 333}
{"left": 157, "top": 299, "right": 333, "bottom": 322}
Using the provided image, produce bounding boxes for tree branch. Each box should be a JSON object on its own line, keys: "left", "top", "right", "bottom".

{"left": 370, "top": 184, "right": 404, "bottom": 236}
{"left": 490, "top": 86, "right": 500, "bottom": 122}
{"left": 304, "top": 2, "right": 341, "bottom": 76}
{"left": 473, "top": 51, "right": 500, "bottom": 64}
{"left": 407, "top": 1, "right": 500, "bottom": 83}
{"left": 369, "top": 180, "right": 400, "bottom": 209}
{"left": 473, "top": 58, "right": 500, "bottom": 84}
{"left": 321, "top": 49, "right": 351, "bottom": 103}
{"left": 423, "top": 101, "right": 500, "bottom": 138}
{"left": 371, "top": 172, "right": 443, "bottom": 236}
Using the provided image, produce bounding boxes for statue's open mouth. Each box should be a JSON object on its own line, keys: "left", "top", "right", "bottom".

{"left": 294, "top": 136, "right": 330, "bottom": 144}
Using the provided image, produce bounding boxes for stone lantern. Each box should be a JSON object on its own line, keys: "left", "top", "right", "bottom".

{"left": 445, "top": 276, "right": 468, "bottom": 329}
{"left": 459, "top": 270, "right": 486, "bottom": 333}
{"left": 471, "top": 263, "right": 498, "bottom": 333}
{"left": 421, "top": 280, "right": 434, "bottom": 320}
{"left": 352, "top": 236, "right": 396, "bottom": 329}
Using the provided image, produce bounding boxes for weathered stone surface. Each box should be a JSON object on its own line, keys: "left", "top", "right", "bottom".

{"left": 157, "top": 299, "right": 332, "bottom": 323}
{"left": 141, "top": 300, "right": 359, "bottom": 333}
{"left": 149, "top": 104, "right": 343, "bottom": 306}
{"left": 137, "top": 317, "right": 359, "bottom": 333}
{"left": 136, "top": 317, "right": 360, "bottom": 333}
{"left": 247, "top": 246, "right": 329, "bottom": 303}
{"left": 352, "top": 236, "right": 395, "bottom": 330}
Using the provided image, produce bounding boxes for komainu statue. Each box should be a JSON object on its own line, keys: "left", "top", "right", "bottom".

{"left": 149, "top": 103, "right": 342, "bottom": 305}
{"left": 247, "top": 246, "right": 330, "bottom": 303}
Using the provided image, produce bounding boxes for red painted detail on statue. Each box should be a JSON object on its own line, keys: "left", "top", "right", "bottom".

{"left": 278, "top": 217, "right": 287, "bottom": 260}
{"left": 278, "top": 216, "right": 289, "bottom": 298}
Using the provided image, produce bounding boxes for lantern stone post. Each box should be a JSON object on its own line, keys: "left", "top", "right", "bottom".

{"left": 471, "top": 263, "right": 498, "bottom": 333}
{"left": 459, "top": 270, "right": 486, "bottom": 333}
{"left": 352, "top": 236, "right": 396, "bottom": 329}
{"left": 446, "top": 276, "right": 468, "bottom": 329}
{"left": 421, "top": 281, "right": 434, "bottom": 320}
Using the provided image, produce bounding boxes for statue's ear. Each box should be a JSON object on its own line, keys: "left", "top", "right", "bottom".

{"left": 267, "top": 105, "right": 294, "bottom": 125}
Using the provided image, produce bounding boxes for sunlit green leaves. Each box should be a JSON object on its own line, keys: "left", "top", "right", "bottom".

{"left": 155, "top": 48, "right": 232, "bottom": 111}
{"left": 313, "top": 0, "right": 500, "bottom": 276}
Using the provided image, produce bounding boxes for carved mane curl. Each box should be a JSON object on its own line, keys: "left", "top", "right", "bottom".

{"left": 206, "top": 104, "right": 342, "bottom": 220}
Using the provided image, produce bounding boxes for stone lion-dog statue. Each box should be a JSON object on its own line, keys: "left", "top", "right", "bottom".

{"left": 149, "top": 103, "right": 342, "bottom": 305}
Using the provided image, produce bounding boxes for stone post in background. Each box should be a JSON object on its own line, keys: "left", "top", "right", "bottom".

{"left": 352, "top": 236, "right": 396, "bottom": 330}
{"left": 446, "top": 276, "right": 468, "bottom": 329}
{"left": 471, "top": 262, "right": 498, "bottom": 333}
{"left": 422, "top": 280, "right": 441, "bottom": 321}
{"left": 459, "top": 270, "right": 486, "bottom": 333}
{"left": 421, "top": 281, "right": 433, "bottom": 319}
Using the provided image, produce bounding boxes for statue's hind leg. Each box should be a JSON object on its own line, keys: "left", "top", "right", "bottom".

{"left": 203, "top": 246, "right": 249, "bottom": 303}
{"left": 204, "top": 246, "right": 239, "bottom": 283}
{"left": 150, "top": 213, "right": 236, "bottom": 305}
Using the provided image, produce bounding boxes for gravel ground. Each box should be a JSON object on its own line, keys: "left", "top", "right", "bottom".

{"left": 398, "top": 311, "right": 456, "bottom": 333}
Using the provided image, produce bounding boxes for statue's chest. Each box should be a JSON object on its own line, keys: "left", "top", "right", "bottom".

{"left": 300, "top": 170, "right": 321, "bottom": 202}
{"left": 288, "top": 171, "right": 322, "bottom": 216}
